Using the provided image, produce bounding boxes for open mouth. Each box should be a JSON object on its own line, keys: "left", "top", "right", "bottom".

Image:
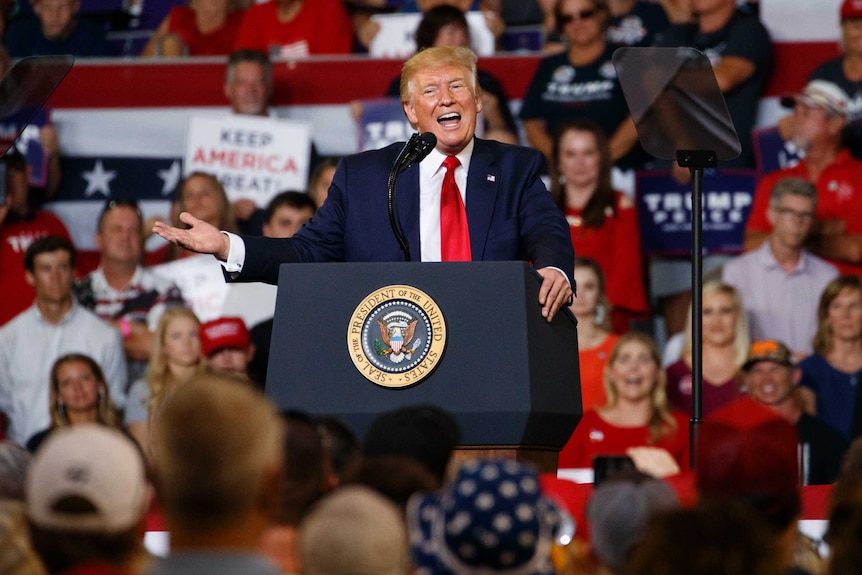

{"left": 437, "top": 112, "right": 461, "bottom": 127}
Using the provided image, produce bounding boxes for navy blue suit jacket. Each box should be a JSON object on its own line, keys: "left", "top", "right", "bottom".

{"left": 238, "top": 138, "right": 574, "bottom": 283}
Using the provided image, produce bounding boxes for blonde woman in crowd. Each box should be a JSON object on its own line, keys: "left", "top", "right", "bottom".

{"left": 26, "top": 353, "right": 123, "bottom": 452}
{"left": 559, "top": 332, "right": 689, "bottom": 475}
{"left": 665, "top": 281, "right": 750, "bottom": 418}
{"left": 125, "top": 306, "right": 206, "bottom": 455}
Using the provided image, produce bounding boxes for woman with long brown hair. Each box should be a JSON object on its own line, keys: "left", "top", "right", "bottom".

{"left": 799, "top": 276, "right": 862, "bottom": 440}
{"left": 26, "top": 353, "right": 123, "bottom": 452}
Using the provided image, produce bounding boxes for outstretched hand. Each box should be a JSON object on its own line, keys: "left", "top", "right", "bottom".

{"left": 536, "top": 267, "right": 573, "bottom": 323}
{"left": 152, "top": 212, "right": 230, "bottom": 261}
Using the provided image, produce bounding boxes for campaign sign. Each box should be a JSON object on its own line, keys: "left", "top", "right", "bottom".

{"left": 636, "top": 169, "right": 757, "bottom": 256}
{"left": 150, "top": 254, "right": 229, "bottom": 323}
{"left": 0, "top": 109, "right": 48, "bottom": 187}
{"left": 184, "top": 115, "right": 311, "bottom": 207}
{"left": 753, "top": 126, "right": 803, "bottom": 175}
{"left": 358, "top": 98, "right": 414, "bottom": 152}
{"left": 369, "top": 11, "right": 495, "bottom": 58}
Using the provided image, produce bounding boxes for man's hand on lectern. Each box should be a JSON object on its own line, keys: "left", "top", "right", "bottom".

{"left": 536, "top": 267, "right": 572, "bottom": 323}
{"left": 152, "top": 212, "right": 231, "bottom": 261}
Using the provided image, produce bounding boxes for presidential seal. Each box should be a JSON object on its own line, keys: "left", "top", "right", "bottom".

{"left": 348, "top": 285, "right": 447, "bottom": 388}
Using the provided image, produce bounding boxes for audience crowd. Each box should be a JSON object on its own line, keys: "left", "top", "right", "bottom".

{"left": 1, "top": 0, "right": 862, "bottom": 573}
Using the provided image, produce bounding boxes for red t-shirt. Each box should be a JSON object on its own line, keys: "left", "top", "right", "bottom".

{"left": 233, "top": 0, "right": 354, "bottom": 56}
{"left": 566, "top": 192, "right": 648, "bottom": 316}
{"left": 167, "top": 6, "right": 243, "bottom": 56}
{"left": 664, "top": 359, "right": 742, "bottom": 418}
{"left": 746, "top": 150, "right": 862, "bottom": 276}
{"left": 0, "top": 211, "right": 71, "bottom": 326}
{"left": 558, "top": 409, "right": 690, "bottom": 470}
{"left": 578, "top": 333, "right": 618, "bottom": 412}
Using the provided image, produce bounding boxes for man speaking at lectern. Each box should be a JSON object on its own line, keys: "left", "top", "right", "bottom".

{"left": 154, "top": 46, "right": 574, "bottom": 321}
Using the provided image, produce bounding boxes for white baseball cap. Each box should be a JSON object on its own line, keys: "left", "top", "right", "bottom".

{"left": 780, "top": 80, "right": 850, "bottom": 117}
{"left": 26, "top": 425, "right": 148, "bottom": 533}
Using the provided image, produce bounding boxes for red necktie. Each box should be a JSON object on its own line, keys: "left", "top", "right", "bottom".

{"left": 440, "top": 155, "right": 472, "bottom": 261}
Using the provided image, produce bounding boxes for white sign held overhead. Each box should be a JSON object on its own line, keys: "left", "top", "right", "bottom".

{"left": 184, "top": 115, "right": 311, "bottom": 208}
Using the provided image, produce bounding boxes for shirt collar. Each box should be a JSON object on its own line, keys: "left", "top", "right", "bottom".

{"left": 421, "top": 137, "right": 475, "bottom": 178}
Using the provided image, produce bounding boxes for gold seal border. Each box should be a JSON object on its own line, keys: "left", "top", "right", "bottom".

{"left": 347, "top": 284, "right": 447, "bottom": 389}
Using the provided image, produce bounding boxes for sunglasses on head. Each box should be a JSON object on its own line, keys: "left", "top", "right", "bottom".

{"left": 558, "top": 9, "right": 597, "bottom": 25}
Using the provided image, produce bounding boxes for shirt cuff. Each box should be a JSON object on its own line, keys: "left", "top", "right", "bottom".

{"left": 221, "top": 232, "right": 245, "bottom": 277}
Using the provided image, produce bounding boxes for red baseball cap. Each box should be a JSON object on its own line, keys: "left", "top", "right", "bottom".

{"left": 199, "top": 316, "right": 250, "bottom": 357}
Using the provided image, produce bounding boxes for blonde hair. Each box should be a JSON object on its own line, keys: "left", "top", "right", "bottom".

{"left": 169, "top": 172, "right": 238, "bottom": 261}
{"left": 150, "top": 373, "right": 284, "bottom": 531}
{"left": 680, "top": 281, "right": 750, "bottom": 368}
{"left": 602, "top": 332, "right": 676, "bottom": 443}
{"left": 48, "top": 353, "right": 120, "bottom": 429}
{"left": 399, "top": 45, "right": 480, "bottom": 103}
{"left": 146, "top": 307, "right": 206, "bottom": 415}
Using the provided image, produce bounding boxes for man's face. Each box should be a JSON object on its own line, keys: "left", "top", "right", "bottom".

{"left": 402, "top": 63, "right": 482, "bottom": 156}
{"left": 767, "top": 193, "right": 816, "bottom": 250}
{"left": 262, "top": 204, "right": 314, "bottom": 238}
{"left": 206, "top": 346, "right": 254, "bottom": 377}
{"left": 26, "top": 249, "right": 74, "bottom": 306}
{"left": 34, "top": 0, "right": 79, "bottom": 39}
{"left": 225, "top": 61, "right": 270, "bottom": 116}
{"left": 746, "top": 361, "right": 798, "bottom": 407}
{"left": 791, "top": 103, "right": 843, "bottom": 151}
{"left": 96, "top": 205, "right": 142, "bottom": 266}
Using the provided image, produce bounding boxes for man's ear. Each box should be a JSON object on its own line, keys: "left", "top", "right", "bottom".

{"left": 792, "top": 366, "right": 802, "bottom": 386}
{"left": 403, "top": 101, "right": 419, "bottom": 126}
{"left": 25, "top": 270, "right": 35, "bottom": 288}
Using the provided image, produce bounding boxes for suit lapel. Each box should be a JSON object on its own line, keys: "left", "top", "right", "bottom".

{"left": 465, "top": 139, "right": 498, "bottom": 261}
{"left": 396, "top": 162, "right": 422, "bottom": 262}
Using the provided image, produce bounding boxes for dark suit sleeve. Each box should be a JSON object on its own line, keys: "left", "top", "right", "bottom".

{"left": 227, "top": 159, "right": 353, "bottom": 283}
{"left": 516, "top": 149, "right": 575, "bottom": 281}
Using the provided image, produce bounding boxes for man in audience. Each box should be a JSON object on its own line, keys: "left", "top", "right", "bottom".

{"left": 25, "top": 425, "right": 148, "bottom": 575}
{"left": 742, "top": 339, "right": 848, "bottom": 486}
{"left": 148, "top": 373, "right": 284, "bottom": 575}
{"left": 723, "top": 178, "right": 838, "bottom": 357}
{"left": 697, "top": 395, "right": 812, "bottom": 575}
{"left": 745, "top": 80, "right": 862, "bottom": 276}
{"left": 586, "top": 471, "right": 679, "bottom": 575}
{"left": 0, "top": 147, "right": 71, "bottom": 326}
{"left": 300, "top": 485, "right": 411, "bottom": 575}
{"left": 74, "top": 198, "right": 185, "bottom": 383}
{"left": 655, "top": 0, "right": 772, "bottom": 169}
{"left": 5, "top": 0, "right": 110, "bottom": 57}
{"left": 225, "top": 49, "right": 273, "bottom": 118}
{"left": 247, "top": 190, "right": 317, "bottom": 383}
{"left": 0, "top": 236, "right": 127, "bottom": 445}
{"left": 222, "top": 50, "right": 320, "bottom": 233}
{"left": 199, "top": 316, "right": 260, "bottom": 388}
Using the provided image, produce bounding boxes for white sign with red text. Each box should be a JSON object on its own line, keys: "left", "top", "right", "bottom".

{"left": 184, "top": 115, "right": 311, "bottom": 207}
{"left": 150, "top": 254, "right": 228, "bottom": 323}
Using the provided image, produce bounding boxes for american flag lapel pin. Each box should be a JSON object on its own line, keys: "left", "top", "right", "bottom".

{"left": 487, "top": 174, "right": 496, "bottom": 182}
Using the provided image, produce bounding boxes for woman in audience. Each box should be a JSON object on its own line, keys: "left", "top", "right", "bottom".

{"left": 141, "top": 0, "right": 244, "bottom": 57}
{"left": 800, "top": 275, "right": 862, "bottom": 440}
{"left": 520, "top": 0, "right": 642, "bottom": 171}
{"left": 570, "top": 257, "right": 618, "bottom": 411}
{"left": 664, "top": 281, "right": 750, "bottom": 418}
{"left": 149, "top": 171, "right": 239, "bottom": 264}
{"left": 125, "top": 306, "right": 206, "bottom": 454}
{"left": 559, "top": 332, "right": 689, "bottom": 475}
{"left": 553, "top": 119, "right": 648, "bottom": 331}
{"left": 26, "top": 354, "right": 123, "bottom": 452}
